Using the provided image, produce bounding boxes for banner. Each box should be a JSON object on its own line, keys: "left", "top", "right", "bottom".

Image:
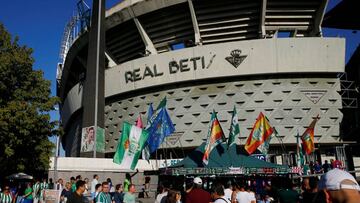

{"left": 81, "top": 126, "right": 95, "bottom": 152}
{"left": 44, "top": 190, "right": 61, "bottom": 203}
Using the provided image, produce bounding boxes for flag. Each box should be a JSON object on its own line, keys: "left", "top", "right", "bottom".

{"left": 301, "top": 116, "right": 319, "bottom": 155}
{"left": 142, "top": 103, "right": 154, "bottom": 162}
{"left": 203, "top": 110, "right": 225, "bottom": 165}
{"left": 156, "top": 97, "right": 167, "bottom": 110}
{"left": 135, "top": 114, "right": 143, "bottom": 128}
{"left": 257, "top": 133, "right": 273, "bottom": 155}
{"left": 244, "top": 112, "right": 274, "bottom": 155}
{"left": 113, "top": 122, "right": 149, "bottom": 170}
{"left": 146, "top": 108, "right": 175, "bottom": 153}
{"left": 257, "top": 116, "right": 273, "bottom": 155}
{"left": 228, "top": 106, "right": 240, "bottom": 148}
{"left": 147, "top": 103, "right": 154, "bottom": 126}
{"left": 296, "top": 131, "right": 305, "bottom": 167}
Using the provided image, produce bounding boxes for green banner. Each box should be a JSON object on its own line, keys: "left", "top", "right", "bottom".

{"left": 96, "top": 127, "right": 105, "bottom": 153}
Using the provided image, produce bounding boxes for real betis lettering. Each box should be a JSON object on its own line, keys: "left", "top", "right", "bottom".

{"left": 125, "top": 55, "right": 214, "bottom": 83}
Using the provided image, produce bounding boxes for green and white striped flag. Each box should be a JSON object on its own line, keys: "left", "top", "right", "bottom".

{"left": 228, "top": 106, "right": 240, "bottom": 148}
{"left": 113, "top": 122, "right": 149, "bottom": 170}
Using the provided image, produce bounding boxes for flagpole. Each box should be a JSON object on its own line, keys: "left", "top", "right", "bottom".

{"left": 296, "top": 129, "right": 300, "bottom": 167}
{"left": 273, "top": 127, "right": 287, "bottom": 156}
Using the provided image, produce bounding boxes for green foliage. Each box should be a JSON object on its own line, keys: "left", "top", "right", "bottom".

{"left": 0, "top": 23, "right": 60, "bottom": 177}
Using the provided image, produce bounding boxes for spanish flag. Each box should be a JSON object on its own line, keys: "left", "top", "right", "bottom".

{"left": 202, "top": 110, "right": 225, "bottom": 165}
{"left": 245, "top": 112, "right": 274, "bottom": 155}
{"left": 301, "top": 116, "right": 319, "bottom": 155}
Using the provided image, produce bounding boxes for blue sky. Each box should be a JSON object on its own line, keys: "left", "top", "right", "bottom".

{"left": 0, "top": 0, "right": 359, "bottom": 156}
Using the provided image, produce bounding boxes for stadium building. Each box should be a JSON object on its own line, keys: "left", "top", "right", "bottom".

{"left": 57, "top": 0, "right": 356, "bottom": 166}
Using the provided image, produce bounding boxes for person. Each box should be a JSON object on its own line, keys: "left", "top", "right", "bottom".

{"left": 91, "top": 175, "right": 99, "bottom": 199}
{"left": 123, "top": 170, "right": 138, "bottom": 192}
{"left": 123, "top": 184, "right": 136, "bottom": 203}
{"left": 113, "top": 184, "right": 124, "bottom": 203}
{"left": 70, "top": 177, "right": 76, "bottom": 192}
{"left": 96, "top": 182, "right": 111, "bottom": 203}
{"left": 83, "top": 178, "right": 89, "bottom": 195}
{"left": 302, "top": 177, "right": 320, "bottom": 203}
{"left": 67, "top": 180, "right": 86, "bottom": 203}
{"left": 39, "top": 178, "right": 48, "bottom": 203}
{"left": 56, "top": 179, "right": 64, "bottom": 191}
{"left": 164, "top": 190, "right": 181, "bottom": 203}
{"left": 23, "top": 183, "right": 33, "bottom": 203}
{"left": 277, "top": 182, "right": 300, "bottom": 203}
{"left": 322, "top": 160, "right": 331, "bottom": 173}
{"left": 82, "top": 127, "right": 95, "bottom": 152}
{"left": 94, "top": 184, "right": 102, "bottom": 202}
{"left": 309, "top": 161, "right": 314, "bottom": 174}
{"left": 212, "top": 184, "right": 230, "bottom": 203}
{"left": 318, "top": 168, "right": 360, "bottom": 203}
{"left": 331, "top": 159, "right": 343, "bottom": 169}
{"left": 155, "top": 184, "right": 168, "bottom": 203}
{"left": 60, "top": 182, "right": 72, "bottom": 203}
{"left": 246, "top": 187, "right": 256, "bottom": 203}
{"left": 144, "top": 176, "right": 151, "bottom": 198}
{"left": 32, "top": 179, "right": 41, "bottom": 203}
{"left": 48, "top": 178, "right": 55, "bottom": 190}
{"left": 223, "top": 181, "right": 232, "bottom": 202}
{"left": 0, "top": 185, "right": 13, "bottom": 203}
{"left": 185, "top": 177, "right": 211, "bottom": 203}
{"left": 303, "top": 162, "right": 311, "bottom": 175}
{"left": 233, "top": 184, "right": 251, "bottom": 203}
{"left": 301, "top": 178, "right": 310, "bottom": 193}
{"left": 313, "top": 161, "right": 323, "bottom": 174}
{"left": 106, "top": 178, "right": 114, "bottom": 194}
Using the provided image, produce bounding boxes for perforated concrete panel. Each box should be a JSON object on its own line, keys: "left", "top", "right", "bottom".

{"left": 104, "top": 77, "right": 342, "bottom": 152}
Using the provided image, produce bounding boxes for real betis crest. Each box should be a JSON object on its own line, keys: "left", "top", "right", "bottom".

{"left": 226, "top": 49, "right": 247, "bottom": 68}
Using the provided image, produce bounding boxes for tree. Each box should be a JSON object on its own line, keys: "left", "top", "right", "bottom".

{"left": 0, "top": 23, "right": 59, "bottom": 177}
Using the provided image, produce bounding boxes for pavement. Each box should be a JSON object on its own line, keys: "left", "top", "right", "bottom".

{"left": 138, "top": 197, "right": 155, "bottom": 203}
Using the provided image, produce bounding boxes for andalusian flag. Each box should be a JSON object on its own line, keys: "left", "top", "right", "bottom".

{"left": 296, "top": 131, "right": 305, "bottom": 167}
{"left": 301, "top": 116, "right": 319, "bottom": 155}
{"left": 203, "top": 110, "right": 225, "bottom": 165}
{"left": 113, "top": 122, "right": 149, "bottom": 170}
{"left": 245, "top": 112, "right": 274, "bottom": 155}
{"left": 228, "top": 106, "right": 240, "bottom": 148}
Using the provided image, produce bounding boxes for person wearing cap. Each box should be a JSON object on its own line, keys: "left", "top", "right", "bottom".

{"left": 318, "top": 168, "right": 360, "bottom": 203}
{"left": 185, "top": 177, "right": 211, "bottom": 203}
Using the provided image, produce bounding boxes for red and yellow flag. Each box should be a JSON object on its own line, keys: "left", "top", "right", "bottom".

{"left": 202, "top": 111, "right": 225, "bottom": 165}
{"left": 301, "top": 116, "right": 319, "bottom": 155}
{"left": 245, "top": 112, "right": 274, "bottom": 155}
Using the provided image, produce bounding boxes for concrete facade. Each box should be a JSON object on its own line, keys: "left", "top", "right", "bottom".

{"left": 58, "top": 0, "right": 347, "bottom": 158}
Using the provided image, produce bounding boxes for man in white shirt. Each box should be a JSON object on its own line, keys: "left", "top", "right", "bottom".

{"left": 235, "top": 185, "right": 252, "bottom": 203}
{"left": 223, "top": 181, "right": 233, "bottom": 202}
{"left": 155, "top": 184, "right": 168, "bottom": 203}
{"left": 91, "top": 174, "right": 99, "bottom": 198}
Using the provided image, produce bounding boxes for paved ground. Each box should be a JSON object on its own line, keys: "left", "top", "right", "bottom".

{"left": 138, "top": 197, "right": 155, "bottom": 203}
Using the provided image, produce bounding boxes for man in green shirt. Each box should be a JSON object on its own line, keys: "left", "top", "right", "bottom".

{"left": 123, "top": 184, "right": 136, "bottom": 203}
{"left": 23, "top": 183, "right": 33, "bottom": 203}
{"left": 96, "top": 182, "right": 111, "bottom": 203}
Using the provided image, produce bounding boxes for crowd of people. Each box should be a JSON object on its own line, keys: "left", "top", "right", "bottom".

{"left": 300, "top": 159, "right": 344, "bottom": 175}
{"left": 155, "top": 168, "right": 360, "bottom": 203}
{"left": 1, "top": 167, "right": 359, "bottom": 203}
{"left": 0, "top": 170, "right": 146, "bottom": 203}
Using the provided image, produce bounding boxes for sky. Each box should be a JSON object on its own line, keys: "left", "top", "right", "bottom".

{"left": 0, "top": 0, "right": 359, "bottom": 156}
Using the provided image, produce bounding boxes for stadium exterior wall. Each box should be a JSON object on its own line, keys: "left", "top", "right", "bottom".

{"left": 61, "top": 38, "right": 345, "bottom": 156}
